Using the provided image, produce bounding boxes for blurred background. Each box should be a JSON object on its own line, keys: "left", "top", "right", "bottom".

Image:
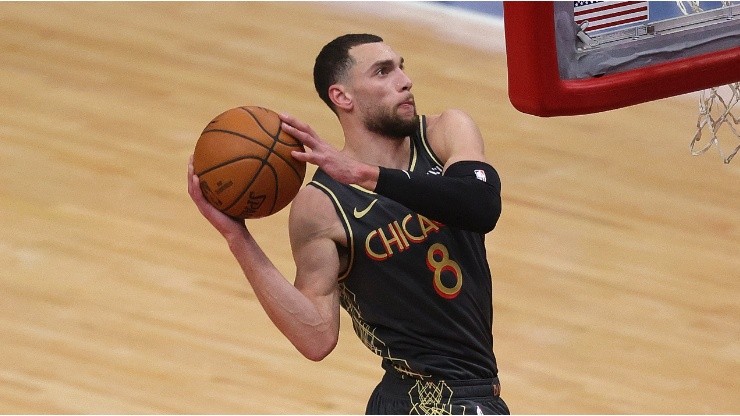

{"left": 1, "top": 2, "right": 737, "bottom": 413}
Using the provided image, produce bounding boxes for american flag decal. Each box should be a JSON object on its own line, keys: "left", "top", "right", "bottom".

{"left": 574, "top": 1, "right": 649, "bottom": 32}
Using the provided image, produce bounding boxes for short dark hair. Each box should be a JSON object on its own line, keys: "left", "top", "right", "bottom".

{"left": 313, "top": 34, "right": 384, "bottom": 113}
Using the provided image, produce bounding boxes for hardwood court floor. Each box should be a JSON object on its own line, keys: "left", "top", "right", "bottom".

{"left": 0, "top": 2, "right": 737, "bottom": 414}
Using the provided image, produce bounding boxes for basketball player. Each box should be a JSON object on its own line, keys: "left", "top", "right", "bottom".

{"left": 187, "top": 33, "right": 508, "bottom": 414}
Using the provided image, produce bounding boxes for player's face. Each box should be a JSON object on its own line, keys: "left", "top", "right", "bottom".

{"left": 347, "top": 42, "right": 418, "bottom": 138}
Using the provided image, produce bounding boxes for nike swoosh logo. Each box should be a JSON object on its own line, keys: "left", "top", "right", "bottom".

{"left": 353, "top": 199, "right": 378, "bottom": 219}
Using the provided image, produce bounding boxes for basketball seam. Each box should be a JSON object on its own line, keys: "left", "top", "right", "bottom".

{"left": 199, "top": 128, "right": 304, "bottom": 180}
{"left": 219, "top": 156, "right": 266, "bottom": 213}
{"left": 195, "top": 154, "right": 263, "bottom": 177}
{"left": 274, "top": 122, "right": 305, "bottom": 181}
{"left": 240, "top": 106, "right": 305, "bottom": 180}
{"left": 225, "top": 161, "right": 279, "bottom": 217}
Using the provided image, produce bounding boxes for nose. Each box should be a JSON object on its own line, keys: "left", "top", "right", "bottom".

{"left": 397, "top": 70, "right": 412, "bottom": 91}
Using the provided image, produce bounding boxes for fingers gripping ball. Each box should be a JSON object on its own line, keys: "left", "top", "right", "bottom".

{"left": 193, "top": 106, "right": 306, "bottom": 219}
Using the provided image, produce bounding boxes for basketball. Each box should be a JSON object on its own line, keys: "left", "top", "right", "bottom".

{"left": 193, "top": 106, "right": 306, "bottom": 219}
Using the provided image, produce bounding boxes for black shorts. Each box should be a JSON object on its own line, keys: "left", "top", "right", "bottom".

{"left": 366, "top": 372, "right": 510, "bottom": 415}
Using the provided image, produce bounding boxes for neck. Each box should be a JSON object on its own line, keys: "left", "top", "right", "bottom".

{"left": 343, "top": 130, "right": 410, "bottom": 170}
{"left": 339, "top": 117, "right": 413, "bottom": 170}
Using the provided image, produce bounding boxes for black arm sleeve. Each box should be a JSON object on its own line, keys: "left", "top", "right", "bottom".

{"left": 374, "top": 160, "right": 502, "bottom": 233}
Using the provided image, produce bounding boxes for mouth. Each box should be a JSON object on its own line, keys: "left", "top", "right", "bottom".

{"left": 398, "top": 98, "right": 416, "bottom": 110}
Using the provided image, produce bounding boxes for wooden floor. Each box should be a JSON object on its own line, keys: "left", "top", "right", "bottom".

{"left": 1, "top": 2, "right": 738, "bottom": 414}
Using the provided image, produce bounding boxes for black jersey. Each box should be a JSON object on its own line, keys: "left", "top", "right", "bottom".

{"left": 309, "top": 115, "right": 498, "bottom": 381}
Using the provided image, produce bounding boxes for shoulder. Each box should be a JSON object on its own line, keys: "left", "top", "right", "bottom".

{"left": 426, "top": 108, "right": 478, "bottom": 133}
{"left": 424, "top": 109, "right": 485, "bottom": 166}
{"left": 289, "top": 184, "right": 347, "bottom": 247}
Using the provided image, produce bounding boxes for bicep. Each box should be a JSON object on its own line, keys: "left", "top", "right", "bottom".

{"left": 292, "top": 231, "right": 341, "bottom": 299}
{"left": 288, "top": 186, "right": 344, "bottom": 329}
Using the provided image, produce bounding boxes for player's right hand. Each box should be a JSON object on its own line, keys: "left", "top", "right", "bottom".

{"left": 187, "top": 155, "right": 248, "bottom": 239}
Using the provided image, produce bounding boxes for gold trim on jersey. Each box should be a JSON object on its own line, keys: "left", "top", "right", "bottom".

{"left": 409, "top": 117, "right": 420, "bottom": 171}
{"left": 307, "top": 181, "right": 354, "bottom": 281}
{"left": 349, "top": 183, "right": 376, "bottom": 194}
{"left": 417, "top": 115, "right": 444, "bottom": 169}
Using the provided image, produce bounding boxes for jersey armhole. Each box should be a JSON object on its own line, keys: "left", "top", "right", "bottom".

{"left": 308, "top": 180, "right": 354, "bottom": 281}
{"left": 415, "top": 115, "right": 444, "bottom": 170}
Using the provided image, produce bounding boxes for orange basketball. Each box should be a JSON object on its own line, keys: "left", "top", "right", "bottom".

{"left": 193, "top": 106, "right": 306, "bottom": 219}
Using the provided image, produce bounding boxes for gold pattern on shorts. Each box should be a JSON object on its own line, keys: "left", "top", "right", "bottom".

{"left": 408, "top": 379, "right": 461, "bottom": 415}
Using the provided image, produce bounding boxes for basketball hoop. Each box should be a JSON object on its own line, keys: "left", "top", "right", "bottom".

{"left": 689, "top": 82, "right": 740, "bottom": 164}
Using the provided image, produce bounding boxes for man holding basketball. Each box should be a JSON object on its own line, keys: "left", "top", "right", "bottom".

{"left": 188, "top": 33, "right": 508, "bottom": 414}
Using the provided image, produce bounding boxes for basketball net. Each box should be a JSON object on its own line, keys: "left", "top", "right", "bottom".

{"left": 678, "top": 1, "right": 740, "bottom": 164}
{"left": 689, "top": 82, "right": 740, "bottom": 164}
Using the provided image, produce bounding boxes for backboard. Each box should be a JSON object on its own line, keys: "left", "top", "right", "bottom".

{"left": 503, "top": 1, "right": 740, "bottom": 117}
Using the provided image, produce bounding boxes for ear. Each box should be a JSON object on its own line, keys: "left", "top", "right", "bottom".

{"left": 329, "top": 84, "right": 353, "bottom": 111}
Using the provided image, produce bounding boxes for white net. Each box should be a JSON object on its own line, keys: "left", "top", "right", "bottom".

{"left": 678, "top": 1, "right": 740, "bottom": 164}
{"left": 689, "top": 82, "right": 740, "bottom": 164}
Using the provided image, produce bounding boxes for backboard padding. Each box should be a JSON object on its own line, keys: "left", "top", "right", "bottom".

{"left": 504, "top": 2, "right": 740, "bottom": 116}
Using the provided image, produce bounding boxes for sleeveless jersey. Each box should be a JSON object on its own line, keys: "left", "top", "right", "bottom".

{"left": 309, "top": 115, "right": 498, "bottom": 381}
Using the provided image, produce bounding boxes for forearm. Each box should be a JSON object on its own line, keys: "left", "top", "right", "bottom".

{"left": 226, "top": 233, "right": 338, "bottom": 360}
{"left": 374, "top": 161, "right": 502, "bottom": 233}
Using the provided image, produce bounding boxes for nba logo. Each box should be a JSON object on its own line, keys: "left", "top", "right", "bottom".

{"left": 474, "top": 169, "right": 487, "bottom": 182}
